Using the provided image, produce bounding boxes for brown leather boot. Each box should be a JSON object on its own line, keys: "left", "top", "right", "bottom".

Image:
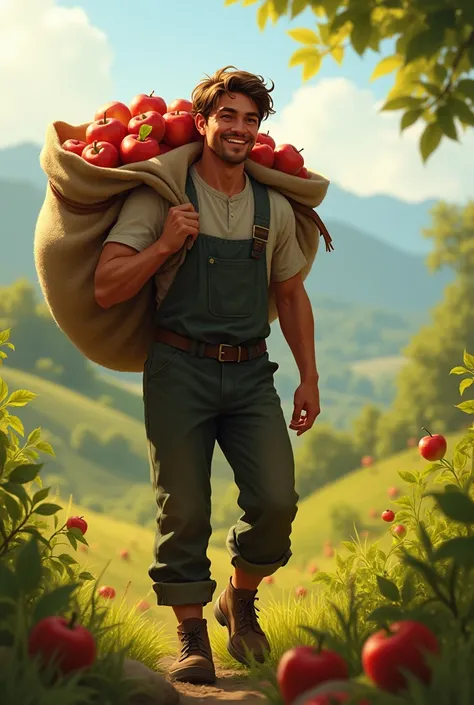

{"left": 213, "top": 578, "right": 271, "bottom": 665}
{"left": 168, "top": 617, "right": 216, "bottom": 684}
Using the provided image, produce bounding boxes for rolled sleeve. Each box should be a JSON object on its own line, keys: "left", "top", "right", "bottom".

{"left": 103, "top": 184, "right": 168, "bottom": 252}
{"left": 270, "top": 194, "right": 307, "bottom": 283}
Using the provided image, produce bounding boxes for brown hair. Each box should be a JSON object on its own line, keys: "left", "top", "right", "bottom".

{"left": 191, "top": 65, "right": 275, "bottom": 124}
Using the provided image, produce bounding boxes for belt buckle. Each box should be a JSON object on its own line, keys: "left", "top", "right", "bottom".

{"left": 252, "top": 224, "right": 269, "bottom": 243}
{"left": 218, "top": 343, "right": 241, "bottom": 363}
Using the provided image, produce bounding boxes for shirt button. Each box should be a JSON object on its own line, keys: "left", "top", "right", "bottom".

{"left": 209, "top": 258, "right": 215, "bottom": 264}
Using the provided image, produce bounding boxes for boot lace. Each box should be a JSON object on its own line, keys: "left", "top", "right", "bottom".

{"left": 180, "top": 625, "right": 208, "bottom": 660}
{"left": 236, "top": 596, "right": 264, "bottom": 634}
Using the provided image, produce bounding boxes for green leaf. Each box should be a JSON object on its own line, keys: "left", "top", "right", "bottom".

{"left": 0, "top": 430, "right": 7, "bottom": 472}
{"left": 27, "top": 428, "right": 41, "bottom": 446}
{"left": 330, "top": 45, "right": 344, "bottom": 65}
{"left": 58, "top": 553, "right": 77, "bottom": 566}
{"left": 290, "top": 0, "right": 309, "bottom": 19}
{"left": 405, "top": 24, "right": 445, "bottom": 64}
{"left": 371, "top": 55, "right": 402, "bottom": 81}
{"left": 33, "top": 502, "right": 63, "bottom": 516}
{"left": 456, "top": 401, "right": 474, "bottom": 414}
{"left": 6, "top": 390, "right": 37, "bottom": 407}
{"left": 401, "top": 573, "right": 416, "bottom": 606}
{"left": 8, "top": 463, "right": 42, "bottom": 484}
{"left": 7, "top": 414, "right": 24, "bottom": 436}
{"left": 350, "top": 16, "right": 372, "bottom": 56}
{"left": 457, "top": 79, "right": 474, "bottom": 101}
{"left": 2, "top": 482, "right": 30, "bottom": 511}
{"left": 341, "top": 541, "right": 357, "bottom": 553}
{"left": 68, "top": 526, "right": 89, "bottom": 546}
{"left": 21, "top": 526, "right": 50, "bottom": 546}
{"left": 35, "top": 440, "right": 55, "bottom": 456}
{"left": 418, "top": 521, "right": 433, "bottom": 558}
{"left": 138, "top": 124, "right": 153, "bottom": 141}
{"left": 383, "top": 96, "right": 424, "bottom": 111}
{"left": 330, "top": 9, "right": 354, "bottom": 32}
{"left": 16, "top": 536, "right": 42, "bottom": 593}
{"left": 376, "top": 575, "right": 401, "bottom": 602}
{"left": 460, "top": 378, "right": 474, "bottom": 396}
{"left": 32, "top": 487, "right": 50, "bottom": 505}
{"left": 79, "top": 571, "right": 95, "bottom": 582}
{"left": 1, "top": 490, "right": 22, "bottom": 523}
{"left": 0, "top": 563, "right": 19, "bottom": 599}
{"left": 289, "top": 46, "right": 322, "bottom": 80}
{"left": 434, "top": 536, "right": 474, "bottom": 566}
{"left": 287, "top": 27, "right": 319, "bottom": 44}
{"left": 426, "top": 491, "right": 474, "bottom": 523}
{"left": 436, "top": 105, "right": 458, "bottom": 141}
{"left": 401, "top": 109, "right": 423, "bottom": 131}
{"left": 67, "top": 532, "right": 77, "bottom": 550}
{"left": 398, "top": 470, "right": 417, "bottom": 484}
{"left": 464, "top": 350, "right": 474, "bottom": 371}
{"left": 0, "top": 329, "right": 11, "bottom": 345}
{"left": 449, "top": 98, "right": 474, "bottom": 127}
{"left": 367, "top": 604, "right": 404, "bottom": 624}
{"left": 420, "top": 122, "right": 443, "bottom": 163}
{"left": 450, "top": 366, "right": 468, "bottom": 375}
{"left": 402, "top": 552, "right": 443, "bottom": 596}
{"left": 256, "top": 0, "right": 270, "bottom": 30}
{"left": 0, "top": 379, "right": 8, "bottom": 404}
{"left": 32, "top": 584, "right": 79, "bottom": 624}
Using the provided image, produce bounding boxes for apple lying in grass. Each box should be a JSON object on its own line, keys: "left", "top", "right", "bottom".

{"left": 138, "top": 600, "right": 150, "bottom": 612}
{"left": 28, "top": 612, "right": 96, "bottom": 675}
{"left": 308, "top": 563, "right": 319, "bottom": 574}
{"left": 120, "top": 549, "right": 130, "bottom": 560}
{"left": 98, "top": 586, "right": 116, "bottom": 599}
{"left": 263, "top": 575, "right": 274, "bottom": 585}
{"left": 277, "top": 646, "right": 349, "bottom": 705}
{"left": 295, "top": 586, "right": 307, "bottom": 598}
{"left": 388, "top": 487, "right": 399, "bottom": 499}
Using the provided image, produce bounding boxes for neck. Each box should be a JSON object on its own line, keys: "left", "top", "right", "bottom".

{"left": 194, "top": 145, "right": 246, "bottom": 197}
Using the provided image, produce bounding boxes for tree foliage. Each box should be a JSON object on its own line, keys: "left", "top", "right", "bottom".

{"left": 226, "top": 0, "right": 474, "bottom": 161}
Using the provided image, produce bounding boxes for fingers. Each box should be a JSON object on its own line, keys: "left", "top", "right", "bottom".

{"left": 172, "top": 203, "right": 197, "bottom": 213}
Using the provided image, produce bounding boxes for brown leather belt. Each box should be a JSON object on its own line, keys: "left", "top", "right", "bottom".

{"left": 154, "top": 328, "right": 267, "bottom": 363}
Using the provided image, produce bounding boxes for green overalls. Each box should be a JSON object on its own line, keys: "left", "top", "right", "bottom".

{"left": 144, "top": 169, "right": 299, "bottom": 607}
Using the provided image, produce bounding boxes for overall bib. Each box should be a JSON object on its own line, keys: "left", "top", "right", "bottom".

{"left": 143, "top": 170, "right": 299, "bottom": 607}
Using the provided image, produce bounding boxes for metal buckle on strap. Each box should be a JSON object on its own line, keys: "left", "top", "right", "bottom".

{"left": 218, "top": 343, "right": 241, "bottom": 362}
{"left": 252, "top": 224, "right": 269, "bottom": 243}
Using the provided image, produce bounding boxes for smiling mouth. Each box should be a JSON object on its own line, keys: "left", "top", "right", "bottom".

{"left": 223, "top": 137, "right": 248, "bottom": 146}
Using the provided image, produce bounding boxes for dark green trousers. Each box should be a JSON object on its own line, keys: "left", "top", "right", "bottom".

{"left": 143, "top": 341, "right": 299, "bottom": 606}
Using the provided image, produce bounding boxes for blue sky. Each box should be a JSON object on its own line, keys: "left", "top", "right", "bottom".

{"left": 57, "top": 0, "right": 393, "bottom": 114}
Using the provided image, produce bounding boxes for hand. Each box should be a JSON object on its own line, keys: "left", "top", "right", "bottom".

{"left": 289, "top": 379, "right": 321, "bottom": 436}
{"left": 160, "top": 203, "right": 199, "bottom": 255}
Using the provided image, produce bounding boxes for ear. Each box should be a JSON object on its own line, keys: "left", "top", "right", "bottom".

{"left": 194, "top": 113, "right": 207, "bottom": 136}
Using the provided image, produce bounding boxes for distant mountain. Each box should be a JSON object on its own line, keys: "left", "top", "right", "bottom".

{"left": 0, "top": 142, "right": 439, "bottom": 255}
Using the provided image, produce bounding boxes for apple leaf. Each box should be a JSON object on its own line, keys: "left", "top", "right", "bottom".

{"left": 6, "top": 389, "right": 37, "bottom": 407}
{"left": 367, "top": 604, "right": 404, "bottom": 624}
{"left": 138, "top": 124, "right": 153, "bottom": 142}
{"left": 450, "top": 366, "right": 468, "bottom": 375}
{"left": 0, "top": 430, "right": 8, "bottom": 472}
{"left": 457, "top": 79, "right": 474, "bottom": 101}
{"left": 376, "top": 575, "right": 401, "bottom": 602}
{"left": 330, "top": 45, "right": 344, "bottom": 65}
{"left": 370, "top": 54, "right": 402, "bottom": 81}
{"left": 32, "top": 584, "right": 80, "bottom": 625}
{"left": 434, "top": 536, "right": 474, "bottom": 566}
{"left": 426, "top": 491, "right": 474, "bottom": 523}
{"left": 16, "top": 536, "right": 42, "bottom": 593}
{"left": 436, "top": 105, "right": 458, "bottom": 141}
{"left": 420, "top": 122, "right": 443, "bottom": 163}
{"left": 456, "top": 400, "right": 474, "bottom": 414}
{"left": 463, "top": 350, "right": 474, "bottom": 371}
{"left": 350, "top": 15, "right": 372, "bottom": 56}
{"left": 8, "top": 463, "right": 42, "bottom": 484}
{"left": 287, "top": 27, "right": 319, "bottom": 44}
{"left": 460, "top": 378, "right": 474, "bottom": 396}
{"left": 33, "top": 502, "right": 63, "bottom": 516}
{"left": 383, "top": 96, "right": 425, "bottom": 111}
{"left": 290, "top": 0, "right": 309, "bottom": 19}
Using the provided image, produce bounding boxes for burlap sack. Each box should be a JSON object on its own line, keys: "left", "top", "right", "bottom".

{"left": 34, "top": 120, "right": 332, "bottom": 373}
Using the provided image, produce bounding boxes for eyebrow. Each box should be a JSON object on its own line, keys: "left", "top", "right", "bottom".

{"left": 216, "top": 107, "right": 260, "bottom": 119}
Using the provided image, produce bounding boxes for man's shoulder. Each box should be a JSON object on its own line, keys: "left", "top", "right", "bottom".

{"left": 266, "top": 187, "right": 294, "bottom": 226}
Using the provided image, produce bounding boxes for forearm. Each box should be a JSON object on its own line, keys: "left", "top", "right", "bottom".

{"left": 95, "top": 239, "right": 172, "bottom": 308}
{"left": 276, "top": 286, "right": 319, "bottom": 382}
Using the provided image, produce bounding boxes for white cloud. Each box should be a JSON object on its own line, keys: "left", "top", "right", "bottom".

{"left": 0, "top": 0, "right": 114, "bottom": 148}
{"left": 266, "top": 77, "right": 474, "bottom": 203}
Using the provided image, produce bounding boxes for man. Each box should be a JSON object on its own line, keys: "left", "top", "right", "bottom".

{"left": 94, "top": 66, "right": 321, "bottom": 685}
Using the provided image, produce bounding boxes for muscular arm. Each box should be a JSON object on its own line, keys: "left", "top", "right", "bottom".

{"left": 94, "top": 239, "right": 173, "bottom": 309}
{"left": 272, "top": 273, "right": 318, "bottom": 383}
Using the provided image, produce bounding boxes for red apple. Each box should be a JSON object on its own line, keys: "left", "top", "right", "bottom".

{"left": 361, "top": 455, "right": 374, "bottom": 467}
{"left": 79, "top": 545, "right": 88, "bottom": 554}
{"left": 393, "top": 524, "right": 407, "bottom": 538}
{"left": 129, "top": 90, "right": 167, "bottom": 117}
{"left": 120, "top": 124, "right": 160, "bottom": 164}
{"left": 297, "top": 166, "right": 310, "bottom": 179}
{"left": 163, "top": 111, "right": 198, "bottom": 147}
{"left": 324, "top": 545, "right": 335, "bottom": 558}
{"left": 62, "top": 139, "right": 87, "bottom": 157}
{"left": 295, "top": 586, "right": 307, "bottom": 598}
{"left": 82, "top": 140, "right": 119, "bottom": 168}
{"left": 28, "top": 613, "right": 96, "bottom": 675}
{"left": 138, "top": 600, "right": 150, "bottom": 612}
{"left": 66, "top": 516, "right": 88, "bottom": 535}
{"left": 167, "top": 98, "right": 193, "bottom": 113}
{"left": 128, "top": 110, "right": 165, "bottom": 142}
{"left": 308, "top": 563, "right": 319, "bottom": 574}
{"left": 94, "top": 101, "right": 131, "bottom": 127}
{"left": 277, "top": 646, "right": 349, "bottom": 705}
{"left": 248, "top": 142, "right": 274, "bottom": 168}
{"left": 120, "top": 549, "right": 130, "bottom": 560}
{"left": 158, "top": 142, "right": 174, "bottom": 154}
{"left": 256, "top": 130, "right": 276, "bottom": 149}
{"left": 369, "top": 508, "right": 378, "bottom": 519}
{"left": 98, "top": 586, "right": 116, "bottom": 599}
{"left": 388, "top": 486, "right": 399, "bottom": 499}
{"left": 86, "top": 112, "right": 127, "bottom": 149}
{"left": 263, "top": 575, "right": 274, "bottom": 585}
{"left": 273, "top": 144, "right": 304, "bottom": 175}
{"left": 418, "top": 431, "right": 447, "bottom": 461}
{"left": 382, "top": 509, "right": 395, "bottom": 523}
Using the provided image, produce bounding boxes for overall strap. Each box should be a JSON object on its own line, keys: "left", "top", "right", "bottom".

{"left": 185, "top": 169, "right": 199, "bottom": 212}
{"left": 249, "top": 175, "right": 270, "bottom": 260}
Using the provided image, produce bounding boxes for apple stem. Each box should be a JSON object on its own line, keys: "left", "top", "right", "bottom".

{"left": 103, "top": 110, "right": 108, "bottom": 124}
{"left": 298, "top": 148, "right": 304, "bottom": 153}
{"left": 68, "top": 612, "right": 78, "bottom": 630}
{"left": 422, "top": 427, "right": 433, "bottom": 437}
{"left": 92, "top": 141, "right": 100, "bottom": 154}
{"left": 381, "top": 622, "right": 393, "bottom": 635}
{"left": 150, "top": 90, "right": 155, "bottom": 97}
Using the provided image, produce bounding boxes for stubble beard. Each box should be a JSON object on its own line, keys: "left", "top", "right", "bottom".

{"left": 209, "top": 135, "right": 254, "bottom": 165}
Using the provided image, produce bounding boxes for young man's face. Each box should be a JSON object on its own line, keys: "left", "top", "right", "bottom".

{"left": 196, "top": 92, "right": 260, "bottom": 165}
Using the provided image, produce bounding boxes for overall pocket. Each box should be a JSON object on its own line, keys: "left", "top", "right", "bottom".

{"left": 145, "top": 342, "right": 181, "bottom": 380}
{"left": 207, "top": 257, "right": 258, "bottom": 318}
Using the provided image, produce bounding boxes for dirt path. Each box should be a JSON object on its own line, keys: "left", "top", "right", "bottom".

{"left": 160, "top": 657, "right": 268, "bottom": 705}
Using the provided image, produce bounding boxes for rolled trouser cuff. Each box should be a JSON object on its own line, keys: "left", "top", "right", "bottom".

{"left": 152, "top": 579, "right": 218, "bottom": 606}
{"left": 226, "top": 528, "right": 292, "bottom": 576}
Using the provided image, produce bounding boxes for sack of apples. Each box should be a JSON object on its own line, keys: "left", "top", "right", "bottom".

{"left": 35, "top": 88, "right": 330, "bottom": 373}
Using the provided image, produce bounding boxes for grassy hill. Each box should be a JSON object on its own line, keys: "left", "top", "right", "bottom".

{"left": 40, "top": 427, "right": 465, "bottom": 636}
